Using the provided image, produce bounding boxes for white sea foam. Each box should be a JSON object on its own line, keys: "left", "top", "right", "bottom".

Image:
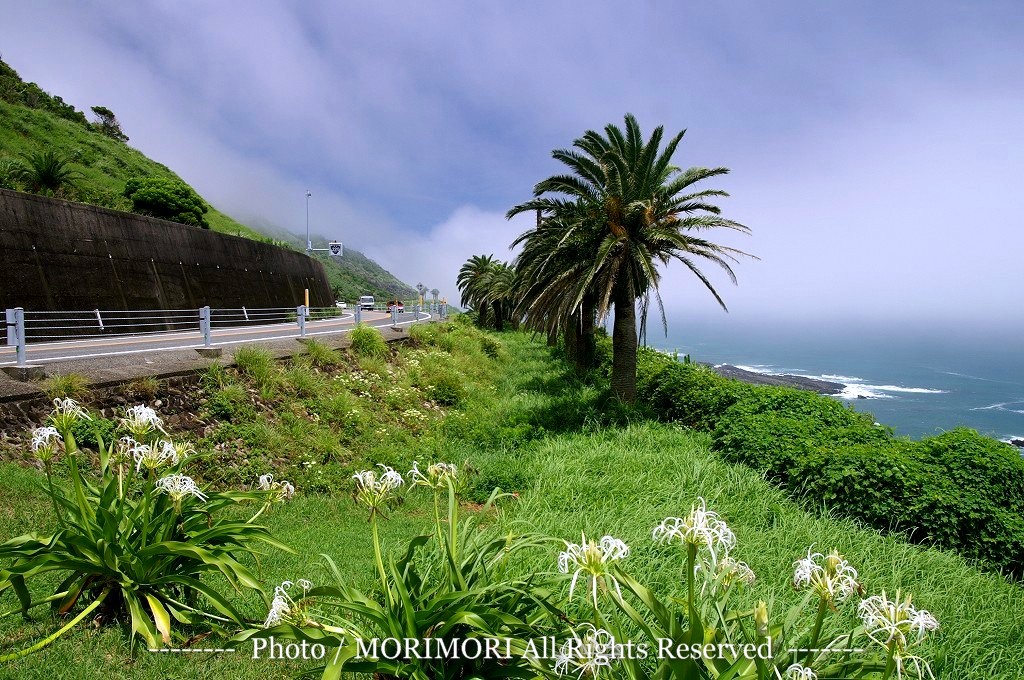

{"left": 717, "top": 362, "right": 946, "bottom": 400}
{"left": 838, "top": 384, "right": 894, "bottom": 400}
{"left": 971, "top": 400, "right": 1024, "bottom": 413}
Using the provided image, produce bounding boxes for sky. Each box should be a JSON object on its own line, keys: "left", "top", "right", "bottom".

{"left": 2, "top": 1, "right": 1022, "bottom": 329}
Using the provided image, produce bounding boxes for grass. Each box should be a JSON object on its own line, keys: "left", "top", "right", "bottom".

{"left": 38, "top": 373, "right": 89, "bottom": 400}
{"left": 1, "top": 327, "right": 1022, "bottom": 677}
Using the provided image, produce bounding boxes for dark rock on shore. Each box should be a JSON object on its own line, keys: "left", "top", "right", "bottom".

{"left": 1011, "top": 438, "right": 1024, "bottom": 448}
{"left": 711, "top": 364, "right": 845, "bottom": 396}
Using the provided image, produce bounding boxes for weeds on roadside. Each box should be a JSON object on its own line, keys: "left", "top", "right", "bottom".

{"left": 40, "top": 373, "right": 89, "bottom": 401}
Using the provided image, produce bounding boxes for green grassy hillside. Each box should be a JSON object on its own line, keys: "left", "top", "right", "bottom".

{"left": 0, "top": 58, "right": 414, "bottom": 303}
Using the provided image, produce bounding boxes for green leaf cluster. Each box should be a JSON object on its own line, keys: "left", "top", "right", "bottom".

{"left": 123, "top": 176, "right": 210, "bottom": 228}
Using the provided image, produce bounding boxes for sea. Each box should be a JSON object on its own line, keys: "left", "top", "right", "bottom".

{"left": 648, "top": 318, "right": 1024, "bottom": 444}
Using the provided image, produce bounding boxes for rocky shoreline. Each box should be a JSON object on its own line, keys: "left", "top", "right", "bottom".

{"left": 711, "top": 364, "right": 845, "bottom": 396}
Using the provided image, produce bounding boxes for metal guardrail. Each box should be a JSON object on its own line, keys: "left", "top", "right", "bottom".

{"left": 2, "top": 302, "right": 450, "bottom": 367}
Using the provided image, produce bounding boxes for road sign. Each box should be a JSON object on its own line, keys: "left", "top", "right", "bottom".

{"left": 328, "top": 241, "right": 343, "bottom": 257}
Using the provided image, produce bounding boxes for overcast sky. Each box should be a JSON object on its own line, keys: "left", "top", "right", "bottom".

{"left": 2, "top": 1, "right": 1022, "bottom": 327}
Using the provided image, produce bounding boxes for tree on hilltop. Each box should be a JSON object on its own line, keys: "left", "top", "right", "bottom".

{"left": 90, "top": 105, "right": 129, "bottom": 142}
{"left": 123, "top": 176, "right": 209, "bottom": 228}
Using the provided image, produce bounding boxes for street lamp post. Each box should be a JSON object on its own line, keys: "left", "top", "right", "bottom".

{"left": 305, "top": 190, "right": 312, "bottom": 252}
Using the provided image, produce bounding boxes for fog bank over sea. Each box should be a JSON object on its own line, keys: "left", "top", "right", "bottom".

{"left": 648, "top": 316, "right": 1024, "bottom": 442}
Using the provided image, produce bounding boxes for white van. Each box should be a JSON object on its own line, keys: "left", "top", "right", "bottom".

{"left": 359, "top": 295, "right": 375, "bottom": 311}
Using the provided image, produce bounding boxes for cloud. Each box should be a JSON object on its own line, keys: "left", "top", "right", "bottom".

{"left": 364, "top": 206, "right": 532, "bottom": 304}
{"left": 1, "top": 1, "right": 1022, "bottom": 325}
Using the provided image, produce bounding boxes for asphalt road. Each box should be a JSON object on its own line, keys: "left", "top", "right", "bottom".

{"left": 0, "top": 310, "right": 428, "bottom": 366}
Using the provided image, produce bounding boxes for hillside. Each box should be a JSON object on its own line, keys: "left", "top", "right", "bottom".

{"left": 0, "top": 57, "right": 414, "bottom": 304}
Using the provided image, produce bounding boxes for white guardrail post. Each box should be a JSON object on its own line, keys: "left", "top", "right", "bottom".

{"left": 297, "top": 305, "right": 307, "bottom": 337}
{"left": 5, "top": 308, "right": 27, "bottom": 367}
{"left": 199, "top": 306, "right": 212, "bottom": 347}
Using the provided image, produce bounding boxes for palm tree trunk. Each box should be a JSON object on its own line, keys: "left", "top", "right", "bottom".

{"left": 547, "top": 325, "right": 558, "bottom": 347}
{"left": 578, "top": 293, "right": 597, "bottom": 374}
{"left": 492, "top": 302, "right": 504, "bottom": 331}
{"left": 611, "top": 280, "right": 637, "bottom": 403}
{"left": 564, "top": 312, "right": 579, "bottom": 364}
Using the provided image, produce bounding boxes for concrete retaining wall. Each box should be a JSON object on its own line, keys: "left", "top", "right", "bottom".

{"left": 0, "top": 188, "right": 332, "bottom": 316}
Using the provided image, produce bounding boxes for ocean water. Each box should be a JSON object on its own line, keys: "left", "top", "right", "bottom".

{"left": 649, "top": 319, "right": 1024, "bottom": 443}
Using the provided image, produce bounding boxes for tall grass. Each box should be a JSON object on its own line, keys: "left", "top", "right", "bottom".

{"left": 39, "top": 373, "right": 89, "bottom": 400}
{"left": 349, "top": 323, "right": 388, "bottom": 358}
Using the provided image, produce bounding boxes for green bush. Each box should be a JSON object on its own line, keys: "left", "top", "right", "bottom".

{"left": 68, "top": 415, "right": 119, "bottom": 450}
{"left": 479, "top": 334, "right": 503, "bottom": 359}
{"left": 349, "top": 323, "right": 388, "bottom": 358}
{"left": 123, "top": 176, "right": 210, "bottom": 228}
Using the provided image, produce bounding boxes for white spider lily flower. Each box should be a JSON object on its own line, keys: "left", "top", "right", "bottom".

{"left": 31, "top": 426, "right": 64, "bottom": 462}
{"left": 792, "top": 547, "right": 861, "bottom": 605}
{"left": 558, "top": 533, "right": 630, "bottom": 606}
{"left": 652, "top": 498, "right": 736, "bottom": 570}
{"left": 408, "top": 460, "right": 460, "bottom": 490}
{"left": 47, "top": 397, "right": 91, "bottom": 434}
{"left": 131, "top": 440, "right": 178, "bottom": 473}
{"left": 155, "top": 474, "right": 207, "bottom": 502}
{"left": 716, "top": 556, "right": 756, "bottom": 588}
{"left": 553, "top": 624, "right": 616, "bottom": 678}
{"left": 264, "top": 579, "right": 313, "bottom": 628}
{"left": 258, "top": 473, "right": 296, "bottom": 502}
{"left": 352, "top": 464, "right": 404, "bottom": 516}
{"left": 782, "top": 663, "right": 817, "bottom": 680}
{"left": 858, "top": 590, "right": 939, "bottom": 650}
{"left": 120, "top": 404, "right": 166, "bottom": 439}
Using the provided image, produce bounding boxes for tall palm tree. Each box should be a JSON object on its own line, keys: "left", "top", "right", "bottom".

{"left": 14, "top": 150, "right": 81, "bottom": 196}
{"left": 457, "top": 254, "right": 497, "bottom": 320}
{"left": 511, "top": 202, "right": 601, "bottom": 373}
{"left": 479, "top": 261, "right": 517, "bottom": 332}
{"left": 509, "top": 114, "right": 753, "bottom": 402}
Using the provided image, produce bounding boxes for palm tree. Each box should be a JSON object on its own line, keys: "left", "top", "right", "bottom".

{"left": 508, "top": 114, "right": 753, "bottom": 402}
{"left": 457, "top": 254, "right": 497, "bottom": 323}
{"left": 511, "top": 202, "right": 601, "bottom": 373}
{"left": 479, "top": 261, "right": 517, "bottom": 331}
{"left": 14, "top": 150, "right": 81, "bottom": 196}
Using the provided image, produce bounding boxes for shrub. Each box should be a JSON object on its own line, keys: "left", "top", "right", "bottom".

{"left": 40, "top": 373, "right": 90, "bottom": 400}
{"left": 349, "top": 323, "right": 387, "bottom": 358}
{"left": 68, "top": 415, "right": 119, "bottom": 450}
{"left": 123, "top": 176, "right": 210, "bottom": 228}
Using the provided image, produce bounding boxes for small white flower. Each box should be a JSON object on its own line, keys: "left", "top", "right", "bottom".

{"left": 352, "top": 464, "right": 404, "bottom": 516}
{"left": 409, "top": 460, "right": 459, "bottom": 490}
{"left": 553, "top": 624, "right": 616, "bottom": 678}
{"left": 155, "top": 474, "right": 207, "bottom": 502}
{"left": 121, "top": 404, "right": 165, "bottom": 439}
{"left": 858, "top": 591, "right": 939, "bottom": 679}
{"left": 782, "top": 663, "right": 817, "bottom": 680}
{"left": 131, "top": 440, "right": 178, "bottom": 473}
{"left": 558, "top": 533, "right": 630, "bottom": 606}
{"left": 258, "top": 473, "right": 296, "bottom": 502}
{"left": 652, "top": 498, "right": 736, "bottom": 570}
{"left": 792, "top": 547, "right": 860, "bottom": 605}
{"left": 30, "top": 428, "right": 62, "bottom": 454}
{"left": 263, "top": 579, "right": 312, "bottom": 628}
{"left": 716, "top": 556, "right": 756, "bottom": 588}
{"left": 47, "top": 398, "right": 91, "bottom": 434}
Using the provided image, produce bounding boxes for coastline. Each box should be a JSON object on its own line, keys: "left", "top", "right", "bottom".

{"left": 710, "top": 363, "right": 845, "bottom": 396}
